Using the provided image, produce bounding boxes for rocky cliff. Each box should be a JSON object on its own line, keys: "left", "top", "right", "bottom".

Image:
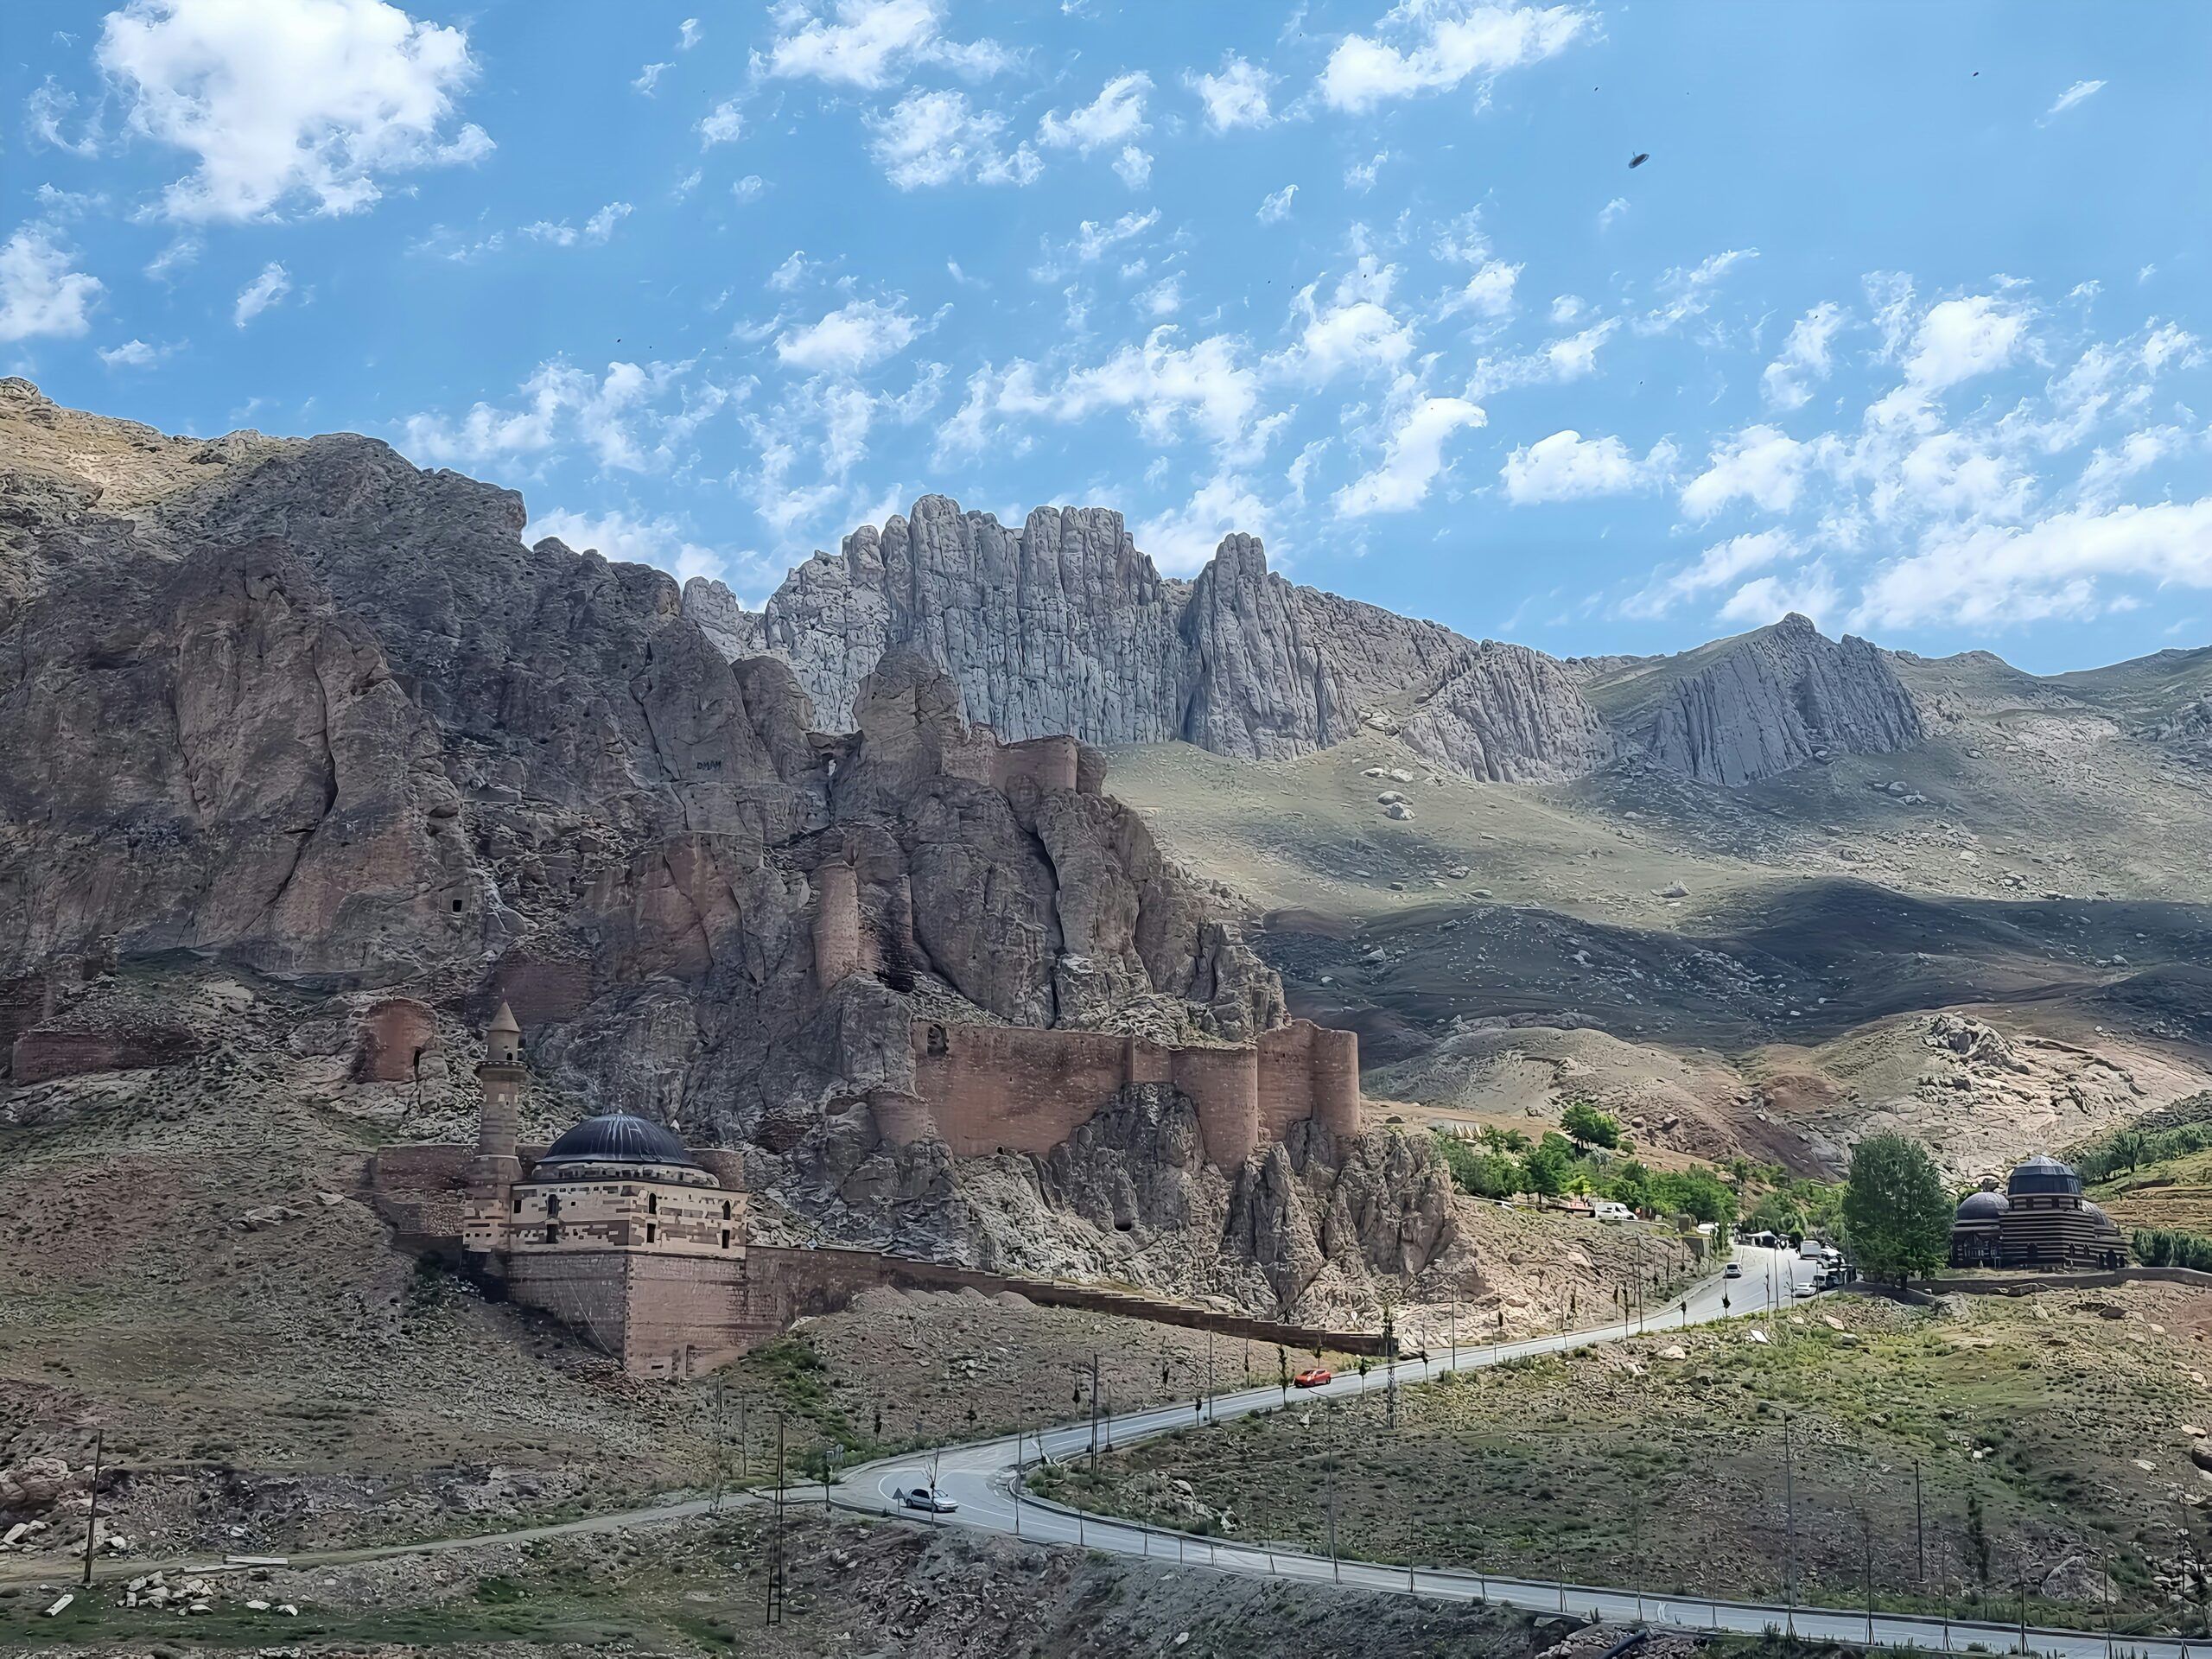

{"left": 0, "top": 379, "right": 1438, "bottom": 1321}
{"left": 686, "top": 496, "right": 1927, "bottom": 790}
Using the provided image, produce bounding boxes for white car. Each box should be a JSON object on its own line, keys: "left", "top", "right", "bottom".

{"left": 898, "top": 1486, "right": 959, "bottom": 1513}
{"left": 1791, "top": 1281, "right": 1817, "bottom": 1298}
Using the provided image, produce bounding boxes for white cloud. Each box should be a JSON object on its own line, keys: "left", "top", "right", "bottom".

{"left": 776, "top": 297, "right": 923, "bottom": 374}
{"left": 1856, "top": 498, "right": 2212, "bottom": 629}
{"left": 677, "top": 17, "right": 702, "bottom": 49}
{"left": 1136, "top": 273, "right": 1184, "bottom": 318}
{"left": 99, "top": 336, "right": 178, "bottom": 367}
{"left": 1135, "top": 471, "right": 1271, "bottom": 575}
{"left": 1256, "top": 183, "right": 1298, "bottom": 224}
{"left": 400, "top": 357, "right": 732, "bottom": 474}
{"left": 1598, "top": 195, "right": 1629, "bottom": 230}
{"left": 2041, "top": 79, "right": 2106, "bottom": 122}
{"left": 1761, "top": 301, "right": 1847, "bottom": 410}
{"left": 767, "top": 251, "right": 812, "bottom": 292}
{"left": 633, "top": 61, "right": 671, "bottom": 95}
{"left": 1549, "top": 294, "right": 1586, "bottom": 325}
{"left": 1038, "top": 73, "right": 1152, "bottom": 156}
{"left": 1623, "top": 530, "right": 1797, "bottom": 618}
{"left": 1188, "top": 55, "right": 1273, "bottom": 130}
{"left": 0, "top": 225, "right": 104, "bottom": 342}
{"left": 1318, "top": 3, "right": 1591, "bottom": 112}
{"left": 1113, "top": 145, "right": 1153, "bottom": 189}
{"left": 1719, "top": 566, "right": 1840, "bottom": 629}
{"left": 521, "top": 201, "right": 632, "bottom": 247}
{"left": 232, "top": 261, "right": 291, "bottom": 327}
{"left": 525, "top": 506, "right": 728, "bottom": 588}
{"left": 1444, "top": 258, "right": 1521, "bottom": 320}
{"left": 731, "top": 175, "right": 766, "bottom": 202}
{"left": 1334, "top": 394, "right": 1486, "bottom": 517}
{"left": 698, "top": 98, "right": 743, "bottom": 146}
{"left": 1904, "top": 294, "right": 2029, "bottom": 391}
{"left": 1276, "top": 260, "right": 1415, "bottom": 385}
{"left": 97, "top": 0, "right": 491, "bottom": 221}
{"left": 1501, "top": 429, "right": 1675, "bottom": 504}
{"left": 1344, "top": 151, "right": 1389, "bottom": 193}
{"left": 1543, "top": 318, "right": 1615, "bottom": 379}
{"left": 1681, "top": 424, "right": 1809, "bottom": 518}
{"left": 1640, "top": 247, "right": 1758, "bottom": 334}
{"left": 938, "top": 327, "right": 1263, "bottom": 464}
{"left": 866, "top": 89, "right": 1041, "bottom": 188}
{"left": 2142, "top": 321, "right": 2200, "bottom": 375}
{"left": 763, "top": 0, "right": 1014, "bottom": 90}
{"left": 28, "top": 78, "right": 102, "bottom": 156}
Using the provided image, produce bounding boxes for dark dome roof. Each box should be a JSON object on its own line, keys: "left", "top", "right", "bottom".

{"left": 1955, "top": 1189, "right": 2011, "bottom": 1221}
{"left": 537, "top": 1113, "right": 697, "bottom": 1170}
{"left": 2007, "top": 1154, "right": 2082, "bottom": 1197}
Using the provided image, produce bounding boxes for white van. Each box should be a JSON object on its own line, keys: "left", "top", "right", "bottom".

{"left": 1592, "top": 1199, "right": 1632, "bottom": 1223}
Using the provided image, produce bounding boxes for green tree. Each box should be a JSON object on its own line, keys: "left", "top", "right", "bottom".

{"left": 1840, "top": 1133, "right": 1951, "bottom": 1285}
{"left": 1522, "top": 1133, "right": 1576, "bottom": 1198}
{"left": 1560, "top": 1100, "right": 1623, "bottom": 1149}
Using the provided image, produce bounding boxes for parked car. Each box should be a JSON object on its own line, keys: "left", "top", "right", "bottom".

{"left": 1293, "top": 1367, "right": 1333, "bottom": 1389}
{"left": 898, "top": 1486, "right": 959, "bottom": 1513}
{"left": 1724, "top": 1262, "right": 1744, "bottom": 1279}
{"left": 1791, "top": 1281, "right": 1817, "bottom": 1298}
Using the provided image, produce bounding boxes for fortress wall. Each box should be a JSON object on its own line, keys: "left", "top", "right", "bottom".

{"left": 811, "top": 861, "right": 865, "bottom": 988}
{"left": 1254, "top": 1020, "right": 1317, "bottom": 1141}
{"left": 1173, "top": 1045, "right": 1259, "bottom": 1167}
{"left": 992, "top": 734, "right": 1079, "bottom": 795}
{"left": 1126, "top": 1035, "right": 1174, "bottom": 1086}
{"left": 910, "top": 1022, "right": 1132, "bottom": 1155}
{"left": 615, "top": 1253, "right": 753, "bottom": 1377}
{"left": 1310, "top": 1024, "right": 1363, "bottom": 1139}
{"left": 353, "top": 997, "right": 437, "bottom": 1084}
{"left": 869, "top": 1090, "right": 937, "bottom": 1148}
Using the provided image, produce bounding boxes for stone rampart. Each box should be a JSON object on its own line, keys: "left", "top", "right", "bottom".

{"left": 905, "top": 1017, "right": 1360, "bottom": 1168}
{"left": 353, "top": 996, "right": 436, "bottom": 1084}
{"left": 811, "top": 859, "right": 865, "bottom": 988}
{"left": 991, "top": 734, "right": 1079, "bottom": 795}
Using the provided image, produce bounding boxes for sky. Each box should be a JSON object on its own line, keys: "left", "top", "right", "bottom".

{"left": 5, "top": 0, "right": 2209, "bottom": 673}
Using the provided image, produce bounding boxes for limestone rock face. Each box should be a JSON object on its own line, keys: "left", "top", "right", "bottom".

{"left": 727, "top": 495, "right": 1924, "bottom": 791}
{"left": 1612, "top": 613, "right": 1923, "bottom": 787}
{"left": 1396, "top": 642, "right": 1617, "bottom": 783}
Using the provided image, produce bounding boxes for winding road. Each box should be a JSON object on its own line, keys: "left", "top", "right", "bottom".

{"left": 16, "top": 1245, "right": 2186, "bottom": 1657}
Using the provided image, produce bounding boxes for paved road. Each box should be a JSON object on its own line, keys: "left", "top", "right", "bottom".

{"left": 849, "top": 1247, "right": 2190, "bottom": 1659}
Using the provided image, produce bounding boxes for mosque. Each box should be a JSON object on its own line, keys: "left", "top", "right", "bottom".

{"left": 1948, "top": 1153, "right": 2127, "bottom": 1271}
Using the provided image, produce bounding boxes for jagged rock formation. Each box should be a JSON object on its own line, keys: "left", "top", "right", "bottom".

{"left": 1579, "top": 613, "right": 1923, "bottom": 787}
{"left": 0, "top": 379, "right": 1424, "bottom": 1319}
{"left": 687, "top": 497, "right": 1927, "bottom": 790}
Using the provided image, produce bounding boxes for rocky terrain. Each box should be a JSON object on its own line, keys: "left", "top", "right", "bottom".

{"left": 685, "top": 495, "right": 1924, "bottom": 790}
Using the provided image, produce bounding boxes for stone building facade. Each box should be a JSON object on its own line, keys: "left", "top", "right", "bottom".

{"left": 1949, "top": 1154, "right": 2127, "bottom": 1270}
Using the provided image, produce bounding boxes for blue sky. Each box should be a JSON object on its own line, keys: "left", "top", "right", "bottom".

{"left": 5, "top": 1, "right": 2209, "bottom": 672}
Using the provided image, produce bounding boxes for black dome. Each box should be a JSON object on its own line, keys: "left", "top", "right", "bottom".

{"left": 2007, "top": 1154, "right": 2082, "bottom": 1197}
{"left": 1955, "top": 1189, "right": 2010, "bottom": 1221}
{"left": 537, "top": 1113, "right": 697, "bottom": 1170}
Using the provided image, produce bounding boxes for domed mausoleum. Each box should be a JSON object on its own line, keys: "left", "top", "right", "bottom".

{"left": 1948, "top": 1154, "right": 2126, "bottom": 1271}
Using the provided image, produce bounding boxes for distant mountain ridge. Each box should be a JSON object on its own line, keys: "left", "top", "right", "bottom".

{"left": 685, "top": 494, "right": 1923, "bottom": 789}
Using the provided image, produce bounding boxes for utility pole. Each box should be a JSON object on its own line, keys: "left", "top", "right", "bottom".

{"left": 711, "top": 1381, "right": 726, "bottom": 1515}
{"left": 1206, "top": 1328, "right": 1214, "bottom": 1421}
{"left": 1449, "top": 1302, "right": 1458, "bottom": 1370}
{"left": 1325, "top": 1458, "right": 1339, "bottom": 1584}
{"left": 739, "top": 1395, "right": 748, "bottom": 1479}
{"left": 80, "top": 1427, "right": 103, "bottom": 1590}
{"left": 1783, "top": 1410, "right": 1799, "bottom": 1637}
{"left": 1089, "top": 1352, "right": 1102, "bottom": 1473}
{"left": 1382, "top": 1302, "right": 1398, "bottom": 1430}
{"left": 1915, "top": 1459, "right": 1926, "bottom": 1586}
{"left": 765, "top": 1414, "right": 785, "bottom": 1627}
{"left": 1863, "top": 1504, "right": 1876, "bottom": 1645}
{"left": 1013, "top": 1412, "right": 1023, "bottom": 1540}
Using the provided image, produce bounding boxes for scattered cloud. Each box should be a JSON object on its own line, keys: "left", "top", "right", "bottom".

{"left": 1188, "top": 55, "right": 1273, "bottom": 131}
{"left": 1334, "top": 393, "right": 1487, "bottom": 517}
{"left": 27, "top": 77, "right": 102, "bottom": 156}
{"left": 866, "top": 89, "right": 1041, "bottom": 188}
{"left": 633, "top": 61, "right": 671, "bottom": 96}
{"left": 731, "top": 175, "right": 766, "bottom": 202}
{"left": 1761, "top": 301, "right": 1847, "bottom": 410}
{"left": 776, "top": 296, "right": 925, "bottom": 374}
{"left": 698, "top": 98, "right": 743, "bottom": 146}
{"left": 521, "top": 201, "right": 632, "bottom": 247}
{"left": 0, "top": 225, "right": 104, "bottom": 341}
{"left": 1443, "top": 259, "right": 1521, "bottom": 321}
{"left": 1640, "top": 247, "right": 1758, "bottom": 334}
{"left": 1719, "top": 566, "right": 1840, "bottom": 628}
{"left": 1038, "top": 73, "right": 1152, "bottom": 156}
{"left": 677, "top": 17, "right": 702, "bottom": 50}
{"left": 232, "top": 261, "right": 291, "bottom": 327}
{"left": 1257, "top": 183, "right": 1298, "bottom": 224}
{"left": 1501, "top": 429, "right": 1675, "bottom": 504}
{"left": 97, "top": 0, "right": 492, "bottom": 221}
{"left": 1903, "top": 294, "right": 2030, "bottom": 391}
{"left": 2040, "top": 78, "right": 2106, "bottom": 124}
{"left": 1621, "top": 529, "right": 1796, "bottom": 618}
{"left": 1680, "top": 424, "right": 1810, "bottom": 518}
{"left": 1344, "top": 151, "right": 1389, "bottom": 193}
{"left": 1135, "top": 471, "right": 1271, "bottom": 574}
{"left": 1114, "top": 145, "right": 1153, "bottom": 188}
{"left": 99, "top": 336, "right": 180, "bottom": 367}
{"left": 399, "top": 356, "right": 732, "bottom": 474}
{"left": 1318, "top": 2, "right": 1591, "bottom": 113}
{"left": 525, "top": 505, "right": 734, "bottom": 588}
{"left": 1598, "top": 195, "right": 1628, "bottom": 230}
{"left": 762, "top": 0, "right": 1015, "bottom": 90}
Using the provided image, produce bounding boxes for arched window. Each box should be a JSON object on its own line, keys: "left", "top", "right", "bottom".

{"left": 721, "top": 1199, "right": 733, "bottom": 1220}
{"left": 646, "top": 1192, "right": 659, "bottom": 1216}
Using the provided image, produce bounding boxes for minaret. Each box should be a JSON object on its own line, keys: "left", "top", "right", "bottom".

{"left": 468, "top": 1002, "right": 525, "bottom": 1192}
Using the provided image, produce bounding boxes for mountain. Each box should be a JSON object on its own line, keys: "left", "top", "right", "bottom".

{"left": 684, "top": 495, "right": 1923, "bottom": 790}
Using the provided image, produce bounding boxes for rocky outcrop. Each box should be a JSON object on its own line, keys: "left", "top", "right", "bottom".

{"left": 1590, "top": 613, "right": 1923, "bottom": 788}
{"left": 719, "top": 493, "right": 1922, "bottom": 791}
{"left": 1395, "top": 642, "right": 1617, "bottom": 784}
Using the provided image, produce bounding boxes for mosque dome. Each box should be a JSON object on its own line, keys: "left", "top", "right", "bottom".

{"left": 535, "top": 1112, "right": 698, "bottom": 1173}
{"left": 1955, "top": 1187, "right": 2011, "bottom": 1221}
{"left": 2006, "top": 1154, "right": 2082, "bottom": 1198}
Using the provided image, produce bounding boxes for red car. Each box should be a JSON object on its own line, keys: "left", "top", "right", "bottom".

{"left": 1293, "top": 1367, "right": 1332, "bottom": 1389}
